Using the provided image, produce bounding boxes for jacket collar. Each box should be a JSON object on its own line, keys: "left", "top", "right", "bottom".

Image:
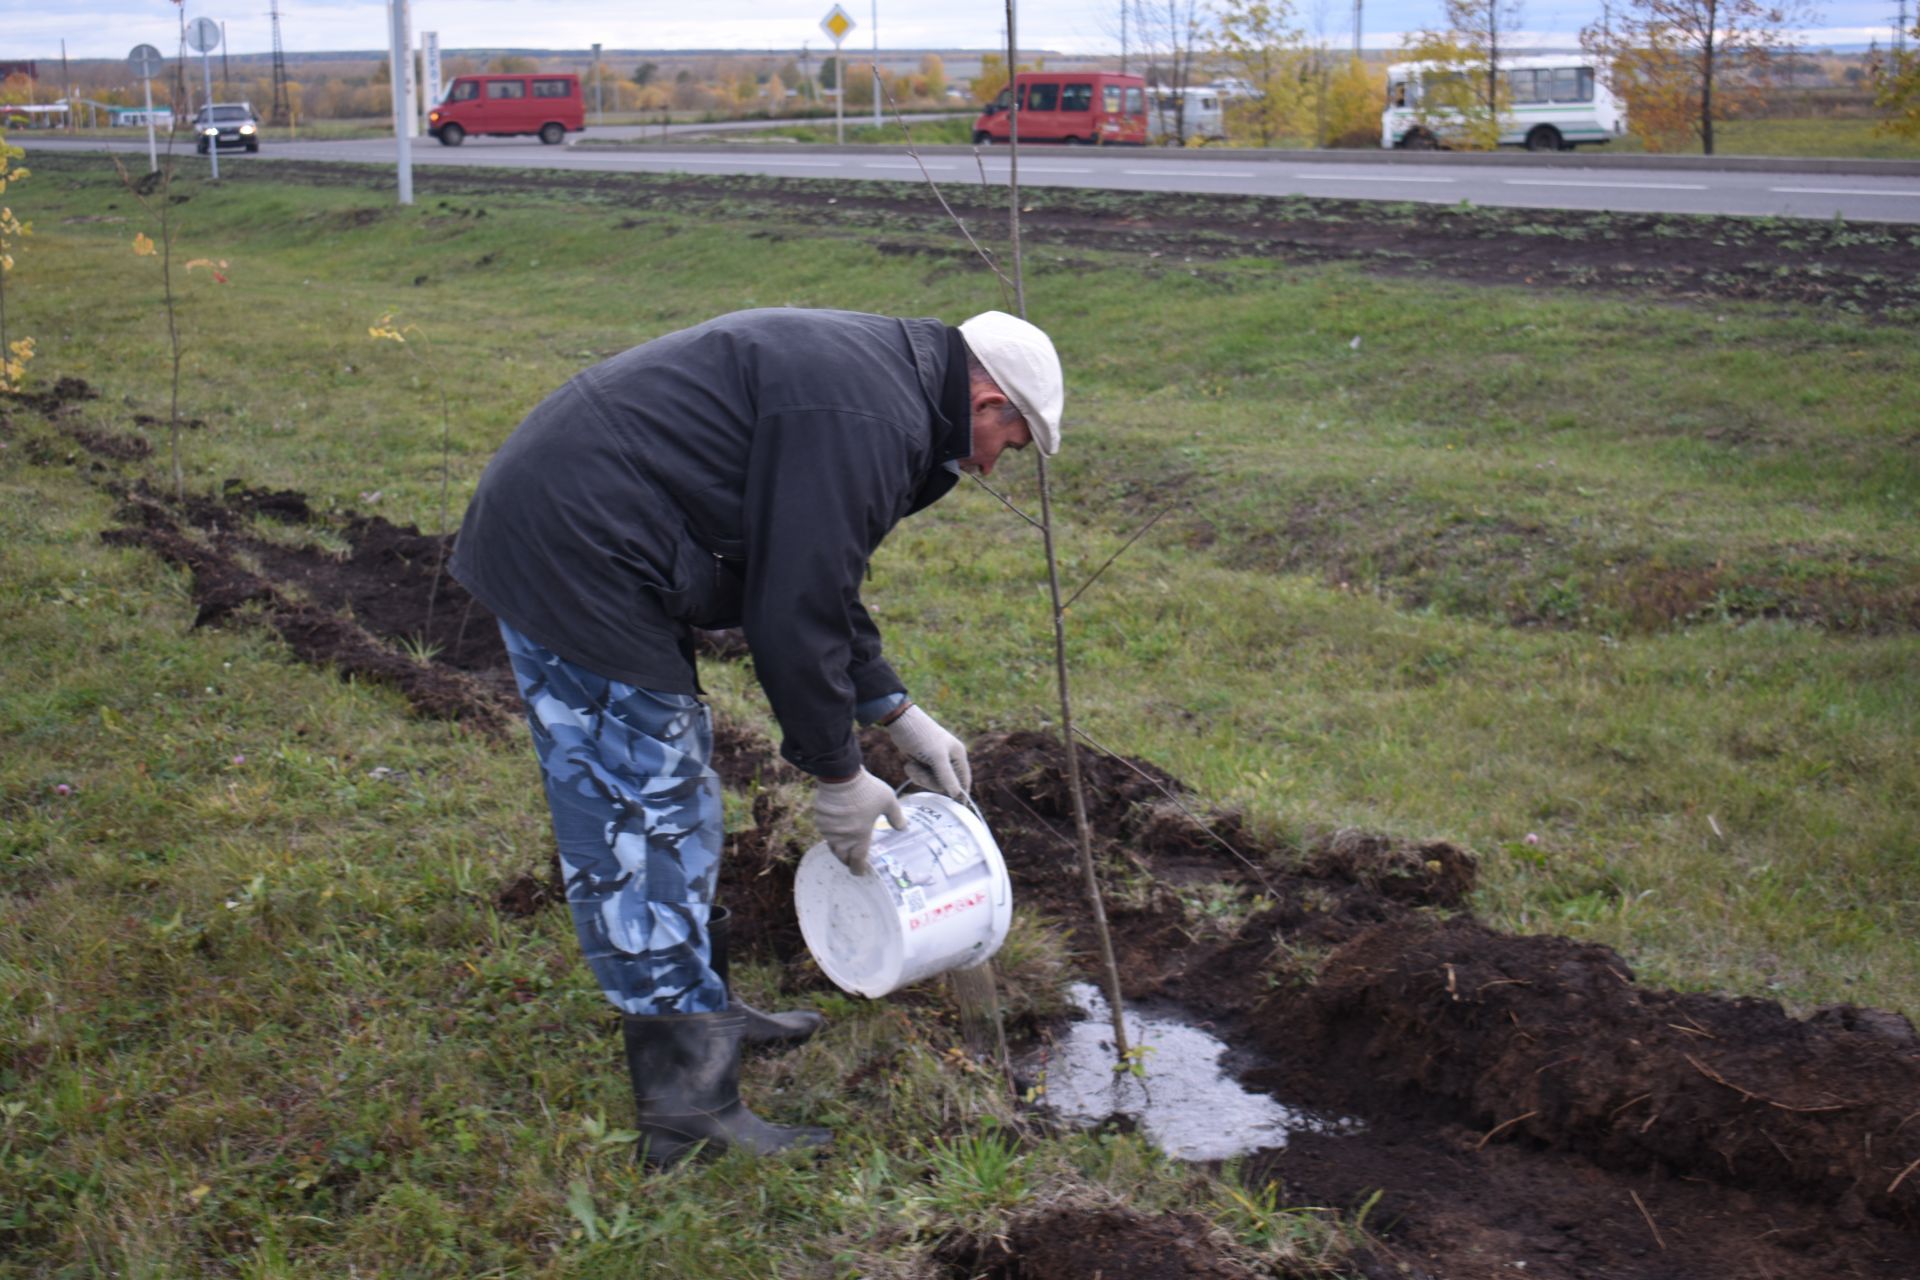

{"left": 904, "top": 327, "right": 972, "bottom": 516}
{"left": 934, "top": 325, "right": 973, "bottom": 463}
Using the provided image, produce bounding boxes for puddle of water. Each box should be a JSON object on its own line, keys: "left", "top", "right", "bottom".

{"left": 1024, "top": 983, "right": 1350, "bottom": 1161}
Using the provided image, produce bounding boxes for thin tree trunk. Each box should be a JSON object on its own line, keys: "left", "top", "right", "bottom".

{"left": 161, "top": 183, "right": 184, "bottom": 498}
{"left": 1007, "top": 0, "right": 1131, "bottom": 1064}
{"left": 1701, "top": 36, "right": 1716, "bottom": 155}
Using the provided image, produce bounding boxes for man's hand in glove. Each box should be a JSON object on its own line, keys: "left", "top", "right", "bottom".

{"left": 883, "top": 704, "right": 972, "bottom": 799}
{"left": 814, "top": 769, "right": 907, "bottom": 875}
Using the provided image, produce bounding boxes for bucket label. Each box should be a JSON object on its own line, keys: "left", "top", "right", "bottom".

{"left": 908, "top": 888, "right": 987, "bottom": 932}
{"left": 871, "top": 804, "right": 988, "bottom": 915}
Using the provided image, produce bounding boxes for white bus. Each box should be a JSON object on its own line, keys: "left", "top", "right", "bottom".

{"left": 1382, "top": 55, "right": 1626, "bottom": 152}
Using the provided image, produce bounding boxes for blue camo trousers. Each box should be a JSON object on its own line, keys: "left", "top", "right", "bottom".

{"left": 500, "top": 620, "right": 727, "bottom": 1016}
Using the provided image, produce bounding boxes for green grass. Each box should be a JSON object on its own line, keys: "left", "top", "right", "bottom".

{"left": 1607, "top": 115, "right": 1920, "bottom": 159}
{"left": 1, "top": 152, "right": 1915, "bottom": 1275}
{"left": 747, "top": 117, "right": 979, "bottom": 146}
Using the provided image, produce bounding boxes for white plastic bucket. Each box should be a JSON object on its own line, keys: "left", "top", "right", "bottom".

{"left": 794, "top": 792, "right": 1014, "bottom": 999}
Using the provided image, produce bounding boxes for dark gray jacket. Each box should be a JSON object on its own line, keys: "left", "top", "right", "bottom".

{"left": 450, "top": 308, "right": 972, "bottom": 778}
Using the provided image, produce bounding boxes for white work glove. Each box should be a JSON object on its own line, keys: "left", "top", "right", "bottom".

{"left": 813, "top": 768, "right": 907, "bottom": 876}
{"left": 885, "top": 704, "right": 972, "bottom": 799}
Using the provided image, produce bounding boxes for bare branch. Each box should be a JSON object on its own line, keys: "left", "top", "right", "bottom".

{"left": 1070, "top": 723, "right": 1277, "bottom": 897}
{"left": 1061, "top": 503, "right": 1178, "bottom": 614}
{"left": 966, "top": 471, "right": 1043, "bottom": 529}
{"left": 879, "top": 81, "right": 1014, "bottom": 310}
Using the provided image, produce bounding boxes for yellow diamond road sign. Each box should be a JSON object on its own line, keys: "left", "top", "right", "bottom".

{"left": 820, "top": 4, "right": 855, "bottom": 43}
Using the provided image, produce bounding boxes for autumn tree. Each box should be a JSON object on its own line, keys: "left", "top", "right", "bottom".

{"left": 1324, "top": 56, "right": 1388, "bottom": 146}
{"left": 1581, "top": 0, "right": 1808, "bottom": 153}
{"left": 1210, "top": 0, "right": 1312, "bottom": 145}
{"left": 1451, "top": 0, "right": 1524, "bottom": 118}
{"left": 968, "top": 53, "right": 1043, "bottom": 104}
{"left": 1401, "top": 0, "right": 1522, "bottom": 149}
{"left": 1133, "top": 0, "right": 1208, "bottom": 140}
{"left": 920, "top": 54, "right": 948, "bottom": 99}
{"left": 1396, "top": 33, "right": 1507, "bottom": 148}
{"left": 1871, "top": 23, "right": 1920, "bottom": 137}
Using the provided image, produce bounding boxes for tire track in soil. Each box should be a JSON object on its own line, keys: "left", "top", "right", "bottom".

{"left": 39, "top": 382, "right": 1920, "bottom": 1279}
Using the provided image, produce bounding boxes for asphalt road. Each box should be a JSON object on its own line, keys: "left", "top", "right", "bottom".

{"left": 25, "top": 135, "right": 1920, "bottom": 223}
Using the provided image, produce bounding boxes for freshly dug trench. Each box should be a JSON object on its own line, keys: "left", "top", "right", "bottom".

{"left": 1244, "top": 918, "right": 1920, "bottom": 1230}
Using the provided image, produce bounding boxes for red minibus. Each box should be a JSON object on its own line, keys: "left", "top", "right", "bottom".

{"left": 429, "top": 73, "right": 584, "bottom": 146}
{"left": 972, "top": 72, "right": 1148, "bottom": 146}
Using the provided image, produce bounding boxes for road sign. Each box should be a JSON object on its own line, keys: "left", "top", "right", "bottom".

{"left": 819, "top": 4, "right": 855, "bottom": 44}
{"left": 127, "top": 44, "right": 164, "bottom": 81}
{"left": 186, "top": 17, "right": 221, "bottom": 54}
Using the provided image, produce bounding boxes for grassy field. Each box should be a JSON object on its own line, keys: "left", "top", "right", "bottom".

{"left": 1607, "top": 115, "right": 1920, "bottom": 159}
{"left": 1, "top": 151, "right": 1915, "bottom": 1275}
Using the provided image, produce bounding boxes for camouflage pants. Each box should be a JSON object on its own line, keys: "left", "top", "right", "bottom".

{"left": 500, "top": 620, "right": 726, "bottom": 1016}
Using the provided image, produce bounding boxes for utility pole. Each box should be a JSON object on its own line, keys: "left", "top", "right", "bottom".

{"left": 61, "top": 39, "right": 72, "bottom": 133}
{"left": 1354, "top": 0, "right": 1363, "bottom": 58}
{"left": 871, "top": 0, "right": 881, "bottom": 128}
{"left": 221, "top": 22, "right": 230, "bottom": 96}
{"left": 1899, "top": 0, "right": 1911, "bottom": 52}
{"left": 593, "top": 42, "right": 604, "bottom": 122}
{"left": 174, "top": 1, "right": 191, "bottom": 123}
{"left": 269, "top": 0, "right": 292, "bottom": 125}
{"left": 387, "top": 0, "right": 414, "bottom": 205}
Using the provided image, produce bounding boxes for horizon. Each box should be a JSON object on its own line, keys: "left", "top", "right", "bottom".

{"left": 2, "top": 0, "right": 1910, "bottom": 68}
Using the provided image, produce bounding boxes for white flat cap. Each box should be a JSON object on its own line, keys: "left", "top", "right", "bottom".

{"left": 959, "top": 311, "right": 1064, "bottom": 456}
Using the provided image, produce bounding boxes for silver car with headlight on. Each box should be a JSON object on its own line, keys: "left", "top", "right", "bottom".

{"left": 193, "top": 102, "right": 260, "bottom": 154}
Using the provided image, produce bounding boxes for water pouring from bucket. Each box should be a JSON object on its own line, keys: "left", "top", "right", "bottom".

{"left": 794, "top": 792, "right": 1014, "bottom": 999}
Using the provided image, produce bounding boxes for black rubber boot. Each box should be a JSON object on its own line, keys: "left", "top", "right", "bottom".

{"left": 709, "top": 907, "right": 827, "bottom": 1049}
{"left": 622, "top": 1009, "right": 832, "bottom": 1168}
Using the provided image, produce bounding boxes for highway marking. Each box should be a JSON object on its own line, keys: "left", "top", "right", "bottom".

{"left": 1769, "top": 185, "right": 1920, "bottom": 197}
{"left": 1294, "top": 173, "right": 1455, "bottom": 183}
{"left": 985, "top": 164, "right": 1095, "bottom": 173}
{"left": 647, "top": 156, "right": 845, "bottom": 167}
{"left": 861, "top": 160, "right": 958, "bottom": 170}
{"left": 1504, "top": 179, "right": 1708, "bottom": 190}
{"left": 1122, "top": 166, "right": 1258, "bottom": 177}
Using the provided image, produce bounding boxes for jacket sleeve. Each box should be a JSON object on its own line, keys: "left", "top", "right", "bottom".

{"left": 740, "top": 407, "right": 920, "bottom": 778}
{"left": 847, "top": 599, "right": 905, "bottom": 705}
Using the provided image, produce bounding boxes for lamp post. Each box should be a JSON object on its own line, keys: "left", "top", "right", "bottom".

{"left": 871, "top": 0, "right": 880, "bottom": 128}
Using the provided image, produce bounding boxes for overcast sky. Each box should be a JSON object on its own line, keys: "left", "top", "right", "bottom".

{"left": 3, "top": 0, "right": 1902, "bottom": 64}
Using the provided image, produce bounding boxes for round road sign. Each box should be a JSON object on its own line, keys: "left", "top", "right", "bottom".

{"left": 186, "top": 17, "right": 221, "bottom": 54}
{"left": 127, "top": 43, "right": 165, "bottom": 81}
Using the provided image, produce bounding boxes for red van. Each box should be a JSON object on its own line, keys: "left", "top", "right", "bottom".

{"left": 972, "top": 72, "right": 1148, "bottom": 146}
{"left": 429, "top": 73, "right": 584, "bottom": 146}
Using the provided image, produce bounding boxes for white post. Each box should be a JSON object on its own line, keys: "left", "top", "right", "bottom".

{"left": 834, "top": 40, "right": 845, "bottom": 143}
{"left": 388, "top": 0, "right": 413, "bottom": 204}
{"left": 420, "top": 31, "right": 442, "bottom": 134}
{"left": 200, "top": 47, "right": 219, "bottom": 179}
{"left": 142, "top": 78, "right": 158, "bottom": 172}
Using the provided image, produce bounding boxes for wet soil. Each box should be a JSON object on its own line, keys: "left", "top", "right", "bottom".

{"left": 38, "top": 410, "right": 1920, "bottom": 1278}
{"left": 210, "top": 155, "right": 1920, "bottom": 320}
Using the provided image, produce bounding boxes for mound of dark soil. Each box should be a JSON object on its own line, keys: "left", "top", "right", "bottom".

{"left": 1247, "top": 919, "right": 1920, "bottom": 1229}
